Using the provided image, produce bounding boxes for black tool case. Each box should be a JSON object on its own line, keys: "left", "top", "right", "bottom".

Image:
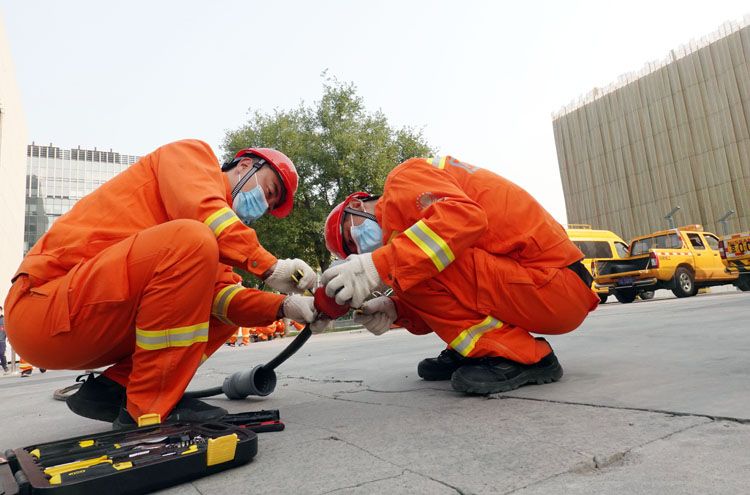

{"left": 1, "top": 421, "right": 257, "bottom": 495}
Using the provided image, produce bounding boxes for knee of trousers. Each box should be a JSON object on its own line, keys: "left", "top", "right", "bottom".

{"left": 163, "top": 219, "right": 219, "bottom": 265}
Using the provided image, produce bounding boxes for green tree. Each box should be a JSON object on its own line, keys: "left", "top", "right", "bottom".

{"left": 223, "top": 77, "right": 432, "bottom": 285}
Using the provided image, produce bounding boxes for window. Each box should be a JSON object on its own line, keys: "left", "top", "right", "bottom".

{"left": 631, "top": 233, "right": 683, "bottom": 255}
{"left": 615, "top": 242, "right": 629, "bottom": 257}
{"left": 687, "top": 233, "right": 705, "bottom": 250}
{"left": 573, "top": 240, "right": 613, "bottom": 258}
{"left": 703, "top": 234, "right": 720, "bottom": 251}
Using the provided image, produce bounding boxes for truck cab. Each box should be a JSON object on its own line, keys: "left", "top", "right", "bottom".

{"left": 594, "top": 225, "right": 738, "bottom": 303}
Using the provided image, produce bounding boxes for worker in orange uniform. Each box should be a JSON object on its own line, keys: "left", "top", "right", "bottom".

{"left": 4, "top": 140, "right": 321, "bottom": 428}
{"left": 322, "top": 155, "right": 599, "bottom": 394}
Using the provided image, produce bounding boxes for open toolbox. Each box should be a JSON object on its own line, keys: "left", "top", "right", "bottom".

{"left": 0, "top": 419, "right": 259, "bottom": 495}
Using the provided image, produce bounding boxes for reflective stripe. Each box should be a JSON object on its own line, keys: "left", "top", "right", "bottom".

{"left": 427, "top": 156, "right": 447, "bottom": 169}
{"left": 204, "top": 207, "right": 240, "bottom": 237}
{"left": 136, "top": 322, "right": 209, "bottom": 351}
{"left": 212, "top": 285, "right": 243, "bottom": 325}
{"left": 450, "top": 316, "right": 504, "bottom": 356}
{"left": 404, "top": 220, "right": 455, "bottom": 272}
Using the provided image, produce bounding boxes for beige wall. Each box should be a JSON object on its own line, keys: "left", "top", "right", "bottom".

{"left": 0, "top": 13, "right": 27, "bottom": 303}
{"left": 553, "top": 21, "right": 750, "bottom": 241}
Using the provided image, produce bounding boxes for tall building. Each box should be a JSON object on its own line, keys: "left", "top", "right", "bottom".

{"left": 553, "top": 16, "right": 750, "bottom": 241}
{"left": 0, "top": 13, "right": 28, "bottom": 303}
{"left": 24, "top": 144, "right": 140, "bottom": 253}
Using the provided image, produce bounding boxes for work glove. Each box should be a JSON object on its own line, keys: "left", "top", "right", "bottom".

{"left": 265, "top": 258, "right": 317, "bottom": 294}
{"left": 281, "top": 295, "right": 318, "bottom": 323}
{"left": 353, "top": 296, "right": 397, "bottom": 336}
{"left": 321, "top": 253, "right": 382, "bottom": 308}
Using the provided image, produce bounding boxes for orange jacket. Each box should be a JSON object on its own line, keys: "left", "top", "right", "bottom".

{"left": 372, "top": 156, "right": 584, "bottom": 292}
{"left": 16, "top": 139, "right": 283, "bottom": 326}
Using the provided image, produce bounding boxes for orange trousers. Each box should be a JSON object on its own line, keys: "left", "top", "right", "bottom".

{"left": 394, "top": 248, "right": 599, "bottom": 364}
{"left": 5, "top": 220, "right": 238, "bottom": 420}
{"left": 228, "top": 328, "right": 250, "bottom": 345}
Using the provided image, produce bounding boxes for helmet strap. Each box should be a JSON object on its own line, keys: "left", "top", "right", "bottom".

{"left": 230, "top": 160, "right": 265, "bottom": 200}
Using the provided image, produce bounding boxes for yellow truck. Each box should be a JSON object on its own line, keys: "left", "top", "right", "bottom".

{"left": 594, "top": 225, "right": 738, "bottom": 303}
{"left": 718, "top": 231, "right": 750, "bottom": 291}
{"left": 565, "top": 225, "right": 654, "bottom": 303}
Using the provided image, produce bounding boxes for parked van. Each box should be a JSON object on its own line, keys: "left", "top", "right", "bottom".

{"left": 565, "top": 225, "right": 652, "bottom": 303}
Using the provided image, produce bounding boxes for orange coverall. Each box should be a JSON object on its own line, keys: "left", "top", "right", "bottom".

{"left": 371, "top": 156, "right": 599, "bottom": 364}
{"left": 4, "top": 140, "right": 285, "bottom": 421}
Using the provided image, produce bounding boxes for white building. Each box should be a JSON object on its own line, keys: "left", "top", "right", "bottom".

{"left": 0, "top": 13, "right": 28, "bottom": 304}
{"left": 25, "top": 144, "right": 140, "bottom": 253}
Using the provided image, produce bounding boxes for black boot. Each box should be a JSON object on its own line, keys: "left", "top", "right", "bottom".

{"left": 112, "top": 397, "right": 228, "bottom": 430}
{"left": 66, "top": 373, "right": 126, "bottom": 422}
{"left": 417, "top": 348, "right": 473, "bottom": 381}
{"left": 451, "top": 350, "right": 563, "bottom": 395}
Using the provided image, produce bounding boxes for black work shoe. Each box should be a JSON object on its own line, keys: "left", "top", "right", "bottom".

{"left": 451, "top": 351, "right": 563, "bottom": 395}
{"left": 66, "top": 373, "right": 127, "bottom": 423}
{"left": 417, "top": 348, "right": 473, "bottom": 381}
{"left": 112, "top": 397, "right": 228, "bottom": 430}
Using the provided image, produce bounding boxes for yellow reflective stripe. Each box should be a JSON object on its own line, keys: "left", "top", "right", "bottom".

{"left": 212, "top": 285, "right": 243, "bottom": 325}
{"left": 204, "top": 207, "right": 240, "bottom": 237}
{"left": 136, "top": 322, "right": 209, "bottom": 351}
{"left": 450, "top": 316, "right": 504, "bottom": 357}
{"left": 425, "top": 156, "right": 446, "bottom": 169}
{"left": 403, "top": 220, "right": 455, "bottom": 272}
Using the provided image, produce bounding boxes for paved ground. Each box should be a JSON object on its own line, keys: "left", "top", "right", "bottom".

{"left": 1, "top": 287, "right": 749, "bottom": 494}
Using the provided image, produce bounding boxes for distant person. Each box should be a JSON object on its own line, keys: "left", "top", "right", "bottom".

{"left": 4, "top": 140, "right": 323, "bottom": 428}
{"left": 323, "top": 155, "right": 599, "bottom": 394}
{"left": 0, "top": 305, "right": 8, "bottom": 373}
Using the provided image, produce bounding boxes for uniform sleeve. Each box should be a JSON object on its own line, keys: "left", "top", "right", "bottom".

{"left": 211, "top": 265, "right": 285, "bottom": 328}
{"left": 153, "top": 139, "right": 276, "bottom": 277}
{"left": 371, "top": 161, "right": 488, "bottom": 291}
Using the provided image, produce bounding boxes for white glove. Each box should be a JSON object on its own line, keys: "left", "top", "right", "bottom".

{"left": 353, "top": 296, "right": 397, "bottom": 336}
{"left": 321, "top": 253, "right": 382, "bottom": 308}
{"left": 265, "top": 258, "right": 317, "bottom": 294}
{"left": 281, "top": 295, "right": 318, "bottom": 323}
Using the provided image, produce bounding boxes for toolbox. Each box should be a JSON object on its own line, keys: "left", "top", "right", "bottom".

{"left": 1, "top": 421, "right": 257, "bottom": 495}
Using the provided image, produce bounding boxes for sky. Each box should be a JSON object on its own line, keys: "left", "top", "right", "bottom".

{"left": 1, "top": 0, "right": 749, "bottom": 222}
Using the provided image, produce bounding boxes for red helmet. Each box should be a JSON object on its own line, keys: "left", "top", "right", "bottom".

{"left": 325, "top": 192, "right": 373, "bottom": 259}
{"left": 225, "top": 147, "right": 299, "bottom": 218}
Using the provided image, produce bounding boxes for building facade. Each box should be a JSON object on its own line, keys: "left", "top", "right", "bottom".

{"left": 0, "top": 14, "right": 28, "bottom": 304}
{"left": 553, "top": 17, "right": 750, "bottom": 241}
{"left": 24, "top": 144, "right": 140, "bottom": 253}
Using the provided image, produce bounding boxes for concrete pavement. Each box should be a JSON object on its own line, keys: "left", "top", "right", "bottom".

{"left": 1, "top": 288, "right": 748, "bottom": 494}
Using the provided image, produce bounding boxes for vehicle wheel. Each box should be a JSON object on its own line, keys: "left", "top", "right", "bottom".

{"left": 638, "top": 290, "right": 655, "bottom": 300}
{"left": 598, "top": 294, "right": 609, "bottom": 304}
{"left": 736, "top": 276, "right": 750, "bottom": 292}
{"left": 614, "top": 289, "right": 637, "bottom": 303}
{"left": 671, "top": 267, "right": 697, "bottom": 298}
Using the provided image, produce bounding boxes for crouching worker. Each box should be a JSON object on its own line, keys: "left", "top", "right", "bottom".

{"left": 4, "top": 140, "right": 321, "bottom": 428}
{"left": 322, "top": 155, "right": 599, "bottom": 394}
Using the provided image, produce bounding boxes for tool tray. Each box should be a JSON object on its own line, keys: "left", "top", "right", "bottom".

{"left": 1, "top": 421, "right": 257, "bottom": 495}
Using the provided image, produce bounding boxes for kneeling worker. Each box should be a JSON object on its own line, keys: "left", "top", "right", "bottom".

{"left": 4, "top": 140, "right": 320, "bottom": 427}
{"left": 322, "top": 155, "right": 599, "bottom": 394}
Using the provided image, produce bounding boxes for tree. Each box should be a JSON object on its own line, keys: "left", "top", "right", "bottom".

{"left": 223, "top": 77, "right": 432, "bottom": 285}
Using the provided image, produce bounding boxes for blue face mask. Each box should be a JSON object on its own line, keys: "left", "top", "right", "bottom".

{"left": 232, "top": 174, "right": 268, "bottom": 225}
{"left": 351, "top": 218, "right": 383, "bottom": 254}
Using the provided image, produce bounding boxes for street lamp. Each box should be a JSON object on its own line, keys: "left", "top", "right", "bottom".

{"left": 665, "top": 206, "right": 681, "bottom": 229}
{"left": 717, "top": 210, "right": 735, "bottom": 236}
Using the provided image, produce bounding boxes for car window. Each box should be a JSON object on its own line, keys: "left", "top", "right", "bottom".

{"left": 631, "top": 233, "right": 684, "bottom": 255}
{"left": 687, "top": 233, "right": 705, "bottom": 250}
{"left": 572, "top": 240, "right": 613, "bottom": 258}
{"left": 615, "top": 242, "right": 629, "bottom": 258}
{"left": 703, "top": 234, "right": 720, "bottom": 251}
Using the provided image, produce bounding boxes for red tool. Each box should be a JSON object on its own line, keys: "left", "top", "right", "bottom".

{"left": 313, "top": 286, "right": 350, "bottom": 319}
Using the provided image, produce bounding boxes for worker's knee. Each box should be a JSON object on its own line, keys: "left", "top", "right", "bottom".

{"left": 166, "top": 219, "right": 219, "bottom": 264}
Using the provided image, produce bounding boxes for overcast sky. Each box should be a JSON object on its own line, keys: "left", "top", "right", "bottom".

{"left": 1, "top": 1, "right": 748, "bottom": 222}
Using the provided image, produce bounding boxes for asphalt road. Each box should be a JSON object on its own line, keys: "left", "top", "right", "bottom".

{"left": 1, "top": 287, "right": 748, "bottom": 494}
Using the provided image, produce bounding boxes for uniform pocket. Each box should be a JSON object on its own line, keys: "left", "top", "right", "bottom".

{"left": 28, "top": 270, "right": 77, "bottom": 336}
